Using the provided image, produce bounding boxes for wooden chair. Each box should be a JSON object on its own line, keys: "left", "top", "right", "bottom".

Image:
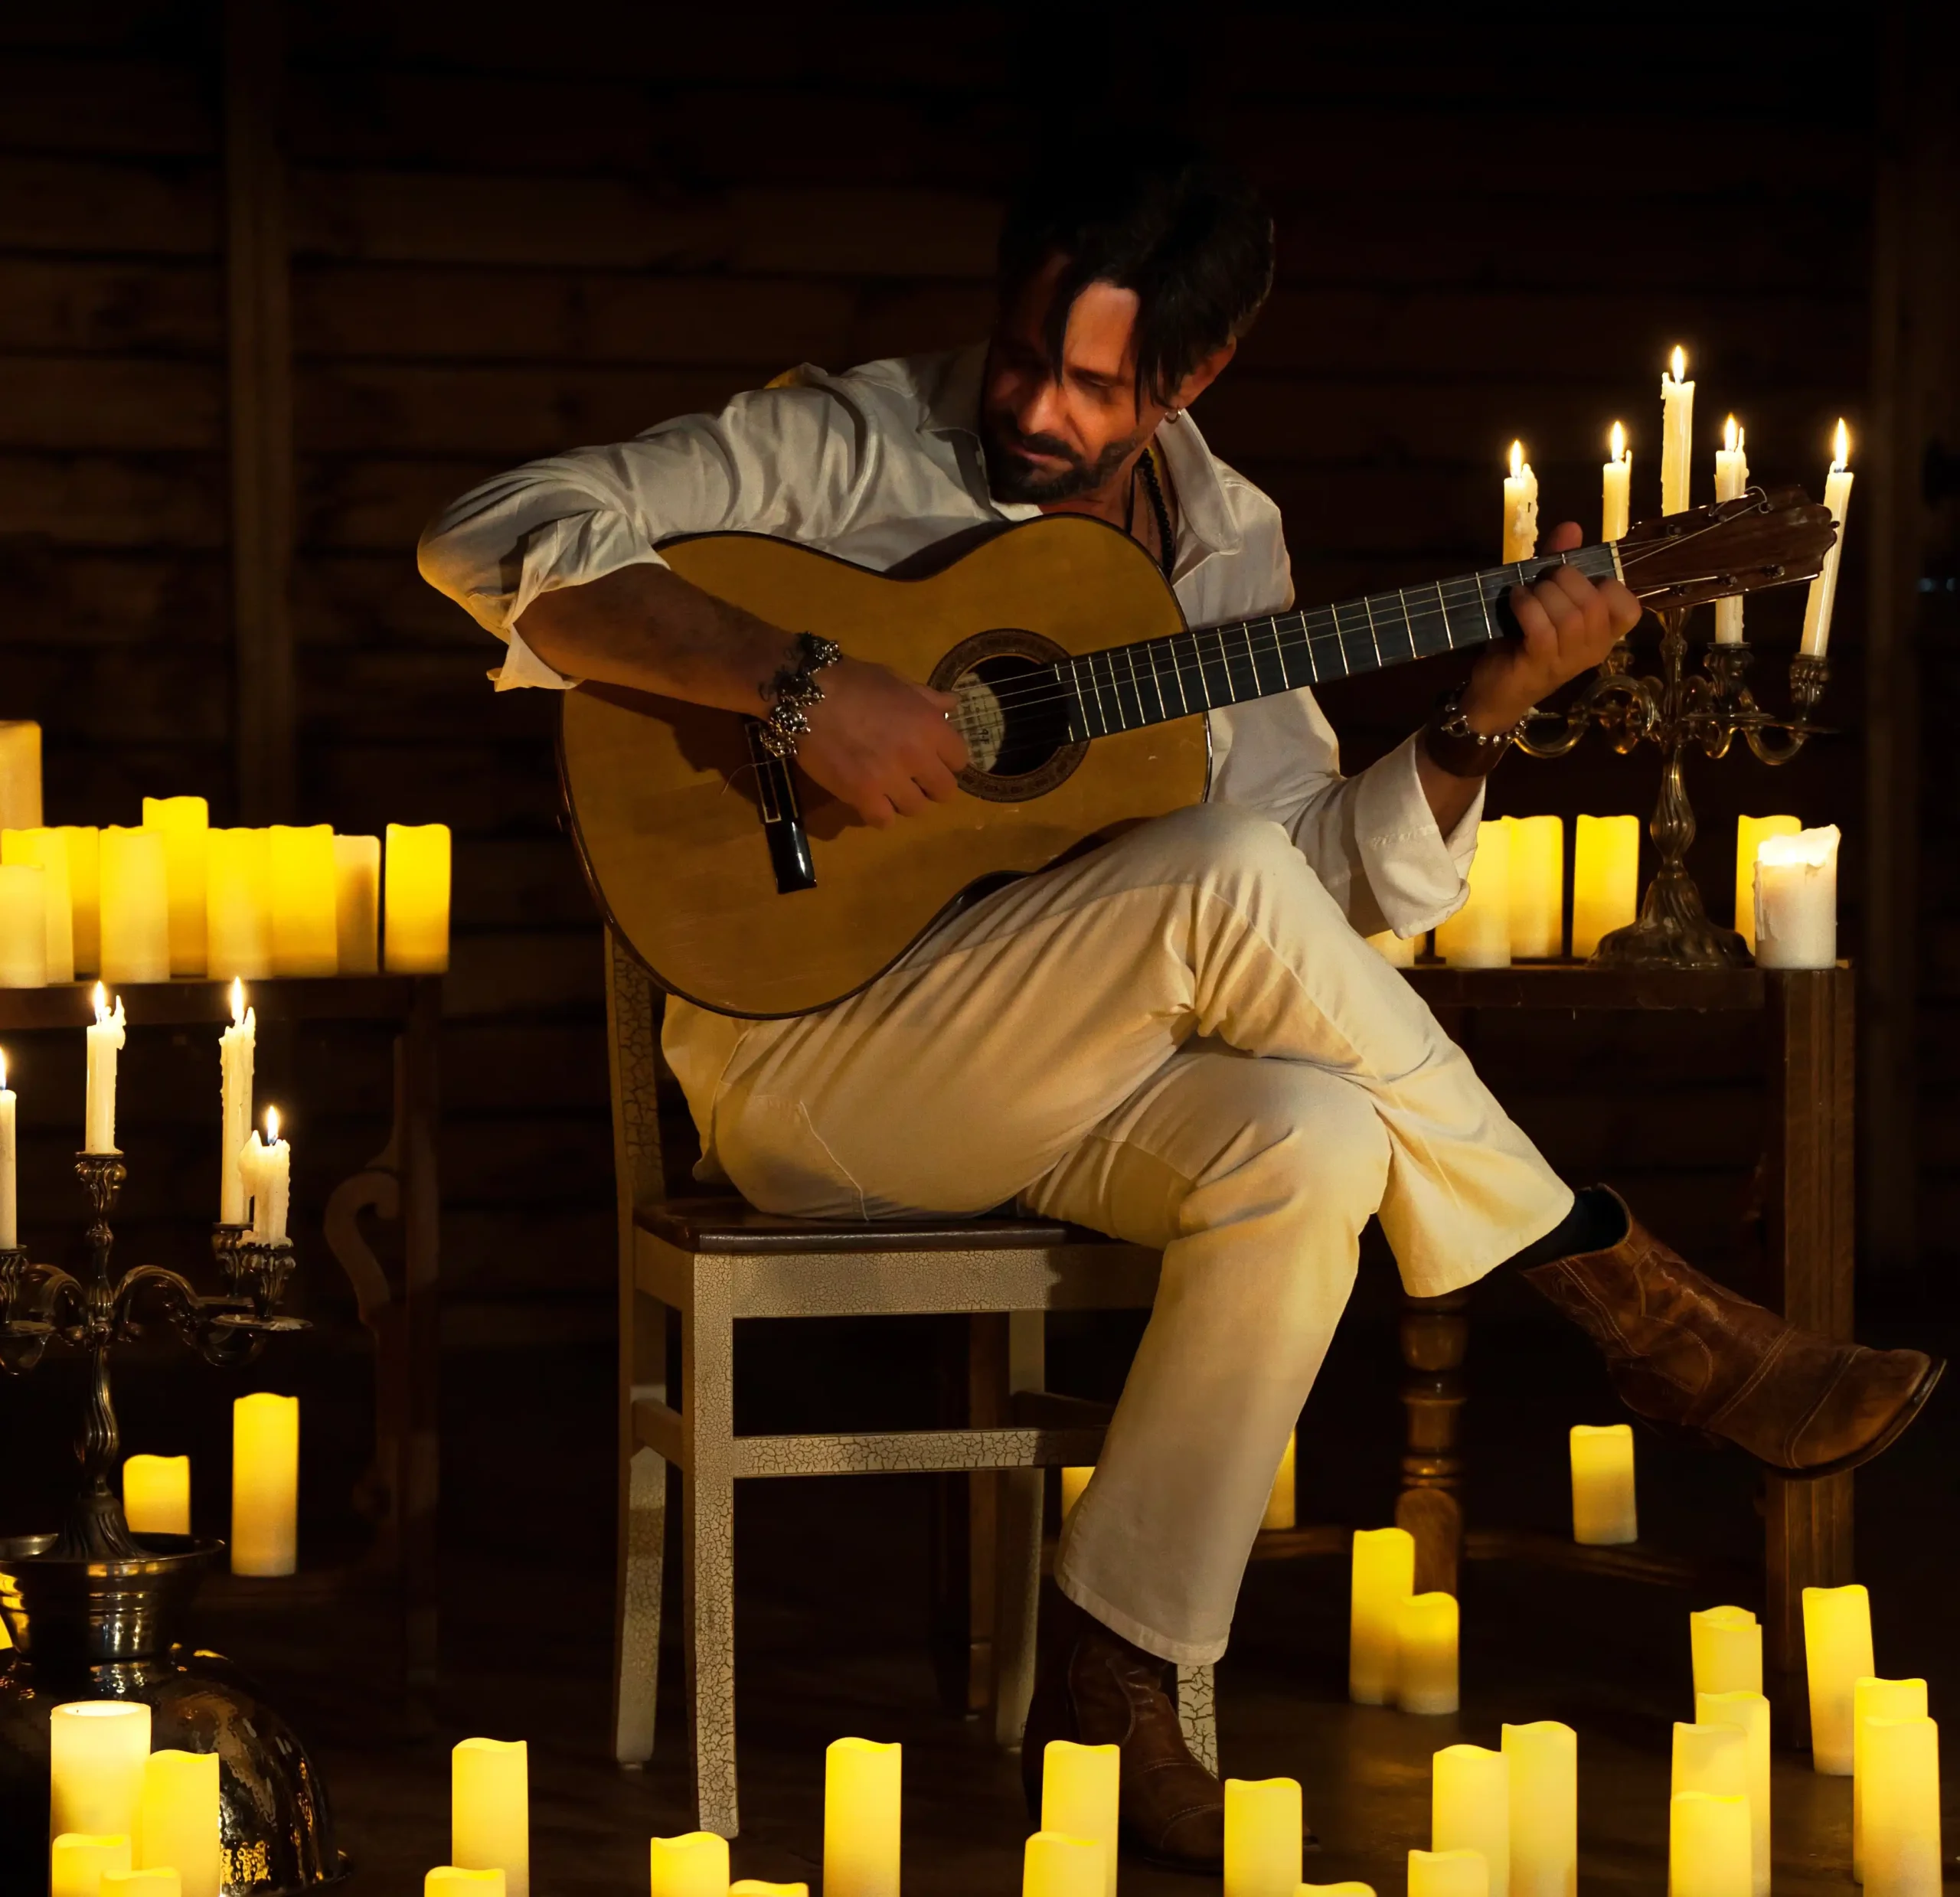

{"left": 603, "top": 932, "right": 1218, "bottom": 1837}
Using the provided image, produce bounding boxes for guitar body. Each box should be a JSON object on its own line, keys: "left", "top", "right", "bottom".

{"left": 560, "top": 513, "right": 1208, "bottom": 1017}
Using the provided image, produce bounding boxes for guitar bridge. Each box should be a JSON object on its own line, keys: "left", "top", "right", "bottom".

{"left": 743, "top": 719, "right": 817, "bottom": 894}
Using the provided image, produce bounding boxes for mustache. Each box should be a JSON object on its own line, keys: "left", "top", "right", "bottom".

{"left": 997, "top": 424, "right": 1079, "bottom": 463}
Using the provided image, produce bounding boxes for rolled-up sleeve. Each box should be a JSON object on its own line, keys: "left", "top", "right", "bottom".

{"left": 416, "top": 373, "right": 864, "bottom": 690}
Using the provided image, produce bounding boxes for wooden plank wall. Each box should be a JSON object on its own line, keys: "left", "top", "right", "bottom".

{"left": 0, "top": 5, "right": 1885, "bottom": 1359}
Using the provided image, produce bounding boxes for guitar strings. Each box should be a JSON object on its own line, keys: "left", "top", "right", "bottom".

{"left": 945, "top": 544, "right": 1726, "bottom": 734}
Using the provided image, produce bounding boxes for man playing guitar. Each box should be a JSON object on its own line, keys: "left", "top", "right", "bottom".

{"left": 421, "top": 142, "right": 1938, "bottom": 1869}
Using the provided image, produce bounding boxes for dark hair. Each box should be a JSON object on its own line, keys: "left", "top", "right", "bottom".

{"left": 997, "top": 137, "right": 1275, "bottom": 407}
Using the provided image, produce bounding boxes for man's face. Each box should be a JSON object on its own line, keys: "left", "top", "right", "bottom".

{"left": 980, "top": 253, "right": 1160, "bottom": 505}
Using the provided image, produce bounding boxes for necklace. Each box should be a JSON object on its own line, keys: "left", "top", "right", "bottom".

{"left": 1136, "top": 448, "right": 1174, "bottom": 579}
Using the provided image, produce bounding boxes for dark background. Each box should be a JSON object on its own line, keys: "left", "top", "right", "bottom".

{"left": 0, "top": 4, "right": 1953, "bottom": 1882}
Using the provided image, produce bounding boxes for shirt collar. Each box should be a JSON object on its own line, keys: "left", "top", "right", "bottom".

{"left": 920, "top": 341, "right": 1243, "bottom": 557}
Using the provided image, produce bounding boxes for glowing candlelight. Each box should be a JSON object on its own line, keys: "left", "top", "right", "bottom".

{"left": 50, "top": 1701, "right": 152, "bottom": 1840}
{"left": 1801, "top": 420, "right": 1854, "bottom": 658}
{"left": 825, "top": 1738, "right": 901, "bottom": 1897}
{"left": 647, "top": 1833, "right": 728, "bottom": 1897}
{"left": 1713, "top": 416, "right": 1749, "bottom": 642}
{"left": 1396, "top": 1592, "right": 1459, "bottom": 1716}
{"left": 452, "top": 1738, "right": 528, "bottom": 1897}
{"left": 230, "top": 1392, "right": 299, "bottom": 1577}
{"left": 85, "top": 984, "right": 125, "bottom": 1154}
{"left": 1661, "top": 347, "right": 1695, "bottom": 516}
{"left": 1349, "top": 1526, "right": 1415, "bottom": 1705}
{"left": 1223, "top": 1776, "right": 1302, "bottom": 1897}
{"left": 1503, "top": 440, "right": 1539, "bottom": 564}
{"left": 1569, "top": 1423, "right": 1637, "bottom": 1545}
{"left": 1803, "top": 1582, "right": 1873, "bottom": 1774}
{"left": 1503, "top": 1722, "right": 1576, "bottom": 1897}
{"left": 1024, "top": 1833, "right": 1101, "bottom": 1897}
{"left": 136, "top": 1749, "right": 219, "bottom": 1897}
{"left": 122, "top": 1455, "right": 191, "bottom": 1537}
{"left": 1433, "top": 1744, "right": 1508, "bottom": 1897}
{"left": 1041, "top": 1742, "right": 1118, "bottom": 1897}
{"left": 1602, "top": 421, "right": 1632, "bottom": 541}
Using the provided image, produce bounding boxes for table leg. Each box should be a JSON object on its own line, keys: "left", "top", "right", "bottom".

{"left": 1396, "top": 1289, "right": 1469, "bottom": 1595}
{"left": 1762, "top": 968, "right": 1856, "bottom": 1747}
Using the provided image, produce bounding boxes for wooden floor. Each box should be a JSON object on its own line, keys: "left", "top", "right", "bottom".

{"left": 168, "top": 1304, "right": 1959, "bottom": 1895}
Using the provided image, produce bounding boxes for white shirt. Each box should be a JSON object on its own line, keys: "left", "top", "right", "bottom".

{"left": 418, "top": 346, "right": 1480, "bottom": 1120}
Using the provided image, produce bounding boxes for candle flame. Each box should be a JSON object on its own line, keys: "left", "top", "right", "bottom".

{"left": 265, "top": 1105, "right": 279, "bottom": 1143}
{"left": 1833, "top": 417, "right": 1850, "bottom": 469}
{"left": 1610, "top": 420, "right": 1626, "bottom": 462}
{"left": 92, "top": 981, "right": 108, "bottom": 1024}
{"left": 1508, "top": 439, "right": 1524, "bottom": 479}
{"left": 1670, "top": 344, "right": 1687, "bottom": 384}
{"left": 1, "top": 1050, "right": 9, "bottom": 1092}
{"left": 1723, "top": 414, "right": 1739, "bottom": 453}
{"left": 230, "top": 977, "right": 245, "bottom": 1026}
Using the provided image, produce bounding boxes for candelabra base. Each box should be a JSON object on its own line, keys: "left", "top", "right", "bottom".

{"left": 0, "top": 1533, "right": 348, "bottom": 1895}
{"left": 1589, "top": 858, "right": 1752, "bottom": 971}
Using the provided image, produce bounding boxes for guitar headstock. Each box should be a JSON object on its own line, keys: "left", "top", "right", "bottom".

{"left": 1615, "top": 483, "right": 1835, "bottom": 609}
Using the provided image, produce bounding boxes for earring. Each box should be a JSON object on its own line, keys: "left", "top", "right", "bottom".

{"left": 1165, "top": 406, "right": 1184, "bottom": 423}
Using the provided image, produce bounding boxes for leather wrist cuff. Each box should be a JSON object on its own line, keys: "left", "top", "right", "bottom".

{"left": 1421, "top": 694, "right": 1523, "bottom": 779}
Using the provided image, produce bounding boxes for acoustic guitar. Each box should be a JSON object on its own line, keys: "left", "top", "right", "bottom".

{"left": 560, "top": 487, "right": 1834, "bottom": 1017}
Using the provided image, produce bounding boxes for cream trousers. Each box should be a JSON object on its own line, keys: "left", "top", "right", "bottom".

{"left": 707, "top": 803, "right": 1572, "bottom": 1664}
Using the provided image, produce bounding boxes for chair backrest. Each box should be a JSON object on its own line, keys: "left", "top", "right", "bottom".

{"left": 603, "top": 928, "right": 704, "bottom": 1214}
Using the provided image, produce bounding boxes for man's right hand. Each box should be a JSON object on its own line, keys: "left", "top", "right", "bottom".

{"left": 796, "top": 657, "right": 969, "bottom": 828}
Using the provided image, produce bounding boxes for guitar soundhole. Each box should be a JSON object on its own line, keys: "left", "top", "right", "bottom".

{"left": 933, "top": 629, "right": 1089, "bottom": 802}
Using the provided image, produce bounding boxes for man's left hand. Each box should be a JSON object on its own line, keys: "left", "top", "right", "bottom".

{"left": 1461, "top": 521, "right": 1642, "bottom": 731}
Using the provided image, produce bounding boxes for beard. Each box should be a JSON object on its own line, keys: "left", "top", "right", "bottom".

{"left": 979, "top": 406, "right": 1148, "bottom": 505}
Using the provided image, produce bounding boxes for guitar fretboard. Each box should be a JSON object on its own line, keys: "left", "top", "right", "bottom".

{"left": 1058, "top": 544, "right": 1620, "bottom": 740}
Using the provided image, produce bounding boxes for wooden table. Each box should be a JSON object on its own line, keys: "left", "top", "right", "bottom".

{"left": 0, "top": 975, "right": 441, "bottom": 1719}
{"left": 1387, "top": 960, "right": 1854, "bottom": 1742}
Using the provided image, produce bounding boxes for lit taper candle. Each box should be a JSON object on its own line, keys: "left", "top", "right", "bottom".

{"left": 1661, "top": 346, "right": 1694, "bottom": 515}
{"left": 1503, "top": 440, "right": 1538, "bottom": 564}
{"left": 1713, "top": 416, "right": 1749, "bottom": 642}
{"left": 1800, "top": 420, "right": 1854, "bottom": 658}
{"left": 1602, "top": 421, "right": 1632, "bottom": 541}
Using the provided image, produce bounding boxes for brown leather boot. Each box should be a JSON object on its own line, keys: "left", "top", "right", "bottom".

{"left": 1524, "top": 1190, "right": 1942, "bottom": 1477}
{"left": 1020, "top": 1592, "right": 1223, "bottom": 1873}
{"left": 1020, "top": 1590, "right": 1316, "bottom": 1874}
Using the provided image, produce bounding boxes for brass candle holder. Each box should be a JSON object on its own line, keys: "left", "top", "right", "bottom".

{"left": 1517, "top": 488, "right": 1834, "bottom": 968}
{"left": 0, "top": 1153, "right": 346, "bottom": 1892}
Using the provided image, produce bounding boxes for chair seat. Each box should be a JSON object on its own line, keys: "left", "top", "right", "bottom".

{"left": 639, "top": 1194, "right": 1111, "bottom": 1255}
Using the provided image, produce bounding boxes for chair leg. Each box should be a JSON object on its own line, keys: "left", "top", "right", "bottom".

{"left": 612, "top": 1442, "right": 668, "bottom": 1766}
{"left": 1177, "top": 1664, "right": 1218, "bottom": 1776}
{"left": 682, "top": 1272, "right": 740, "bottom": 1838}
{"left": 992, "top": 1467, "right": 1044, "bottom": 1747}
{"left": 992, "top": 1309, "right": 1047, "bottom": 1748}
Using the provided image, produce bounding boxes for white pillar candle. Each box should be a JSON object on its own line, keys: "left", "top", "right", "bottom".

{"left": 1572, "top": 815, "right": 1639, "bottom": 958}
{"left": 648, "top": 1833, "right": 728, "bottom": 1897}
{"left": 1854, "top": 1677, "right": 1927, "bottom": 1882}
{"left": 1436, "top": 821, "right": 1511, "bottom": 968}
{"left": 1502, "top": 1722, "right": 1576, "bottom": 1897}
{"left": 0, "top": 720, "right": 41, "bottom": 830}
{"left": 268, "top": 824, "right": 338, "bottom": 977}
{"left": 452, "top": 1738, "right": 528, "bottom": 1897}
{"left": 142, "top": 797, "right": 209, "bottom": 978}
{"left": 1569, "top": 1423, "right": 1637, "bottom": 1545}
{"left": 136, "top": 1749, "right": 219, "bottom": 1897}
{"left": 1712, "top": 417, "right": 1750, "bottom": 642}
{"left": 1506, "top": 816, "right": 1563, "bottom": 959}
{"left": 730, "top": 1885, "right": 810, "bottom": 1897}
{"left": 1672, "top": 1722, "right": 1747, "bottom": 1803}
{"left": 230, "top": 1391, "right": 299, "bottom": 1577}
{"left": 100, "top": 828, "right": 170, "bottom": 985}
{"left": 1396, "top": 1592, "right": 1459, "bottom": 1716}
{"left": 1409, "top": 1850, "right": 1488, "bottom": 1897}
{"left": 1024, "top": 1831, "right": 1101, "bottom": 1897}
{"left": 206, "top": 830, "right": 272, "bottom": 981}
{"left": 332, "top": 834, "right": 381, "bottom": 975}
{"left": 51, "top": 1833, "right": 133, "bottom": 1897}
{"left": 2, "top": 828, "right": 74, "bottom": 981}
{"left": 122, "top": 1454, "right": 191, "bottom": 1536}
{"left": 1801, "top": 420, "right": 1854, "bottom": 658}
{"left": 1862, "top": 1715, "right": 1941, "bottom": 1896}
{"left": 1661, "top": 347, "right": 1694, "bottom": 516}
{"left": 1224, "top": 1777, "right": 1302, "bottom": 1897}
{"left": 1503, "top": 441, "right": 1538, "bottom": 564}
{"left": 1041, "top": 1742, "right": 1119, "bottom": 1897}
{"left": 384, "top": 822, "right": 452, "bottom": 973}
{"left": 1802, "top": 1582, "right": 1874, "bottom": 1774}
{"left": 51, "top": 1701, "right": 152, "bottom": 1839}
{"left": 0, "top": 1050, "right": 15, "bottom": 1250}
{"left": 824, "top": 1737, "right": 901, "bottom": 1897}
{"left": 0, "top": 862, "right": 47, "bottom": 987}
{"left": 1754, "top": 825, "right": 1840, "bottom": 970}
{"left": 1690, "top": 1607, "right": 1762, "bottom": 1697}
{"left": 1433, "top": 1744, "right": 1509, "bottom": 1897}
{"left": 1350, "top": 1526, "right": 1416, "bottom": 1705}
{"left": 1261, "top": 1430, "right": 1297, "bottom": 1532}
{"left": 1733, "top": 817, "right": 1799, "bottom": 953}
{"left": 219, "top": 981, "right": 255, "bottom": 1226}
{"left": 1670, "top": 1791, "right": 1750, "bottom": 1897}
{"left": 1697, "top": 1693, "right": 1770, "bottom": 1897}
{"left": 1601, "top": 423, "right": 1632, "bottom": 542}
{"left": 85, "top": 985, "right": 125, "bottom": 1154}
{"left": 426, "top": 1876, "right": 503, "bottom": 1896}
{"left": 62, "top": 825, "right": 101, "bottom": 978}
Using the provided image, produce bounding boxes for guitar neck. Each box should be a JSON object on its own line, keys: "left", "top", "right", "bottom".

{"left": 1062, "top": 542, "right": 1621, "bottom": 740}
